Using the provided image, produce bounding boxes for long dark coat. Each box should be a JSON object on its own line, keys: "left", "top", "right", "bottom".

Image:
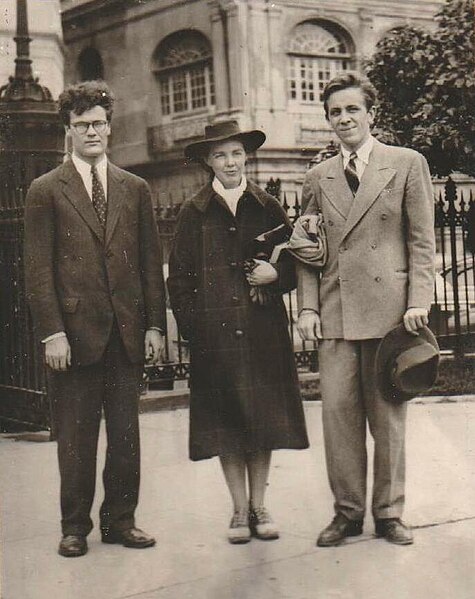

{"left": 167, "top": 180, "right": 309, "bottom": 461}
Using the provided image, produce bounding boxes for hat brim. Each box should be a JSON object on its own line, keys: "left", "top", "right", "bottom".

{"left": 375, "top": 324, "right": 440, "bottom": 403}
{"left": 184, "top": 130, "right": 266, "bottom": 160}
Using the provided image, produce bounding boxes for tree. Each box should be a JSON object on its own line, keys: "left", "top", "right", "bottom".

{"left": 365, "top": 0, "right": 475, "bottom": 177}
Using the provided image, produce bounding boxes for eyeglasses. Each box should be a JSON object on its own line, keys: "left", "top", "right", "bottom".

{"left": 70, "top": 120, "right": 108, "bottom": 135}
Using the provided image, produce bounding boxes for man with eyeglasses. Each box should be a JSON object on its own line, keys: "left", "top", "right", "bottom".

{"left": 24, "top": 80, "right": 166, "bottom": 557}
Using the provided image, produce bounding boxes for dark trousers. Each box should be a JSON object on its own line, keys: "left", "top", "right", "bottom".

{"left": 48, "top": 324, "right": 143, "bottom": 536}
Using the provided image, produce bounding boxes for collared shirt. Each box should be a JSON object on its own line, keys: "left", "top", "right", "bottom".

{"left": 71, "top": 152, "right": 108, "bottom": 200}
{"left": 341, "top": 135, "right": 375, "bottom": 180}
{"left": 212, "top": 175, "right": 247, "bottom": 216}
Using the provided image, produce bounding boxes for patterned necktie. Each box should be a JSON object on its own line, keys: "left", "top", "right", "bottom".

{"left": 91, "top": 165, "right": 107, "bottom": 227}
{"left": 345, "top": 151, "right": 359, "bottom": 195}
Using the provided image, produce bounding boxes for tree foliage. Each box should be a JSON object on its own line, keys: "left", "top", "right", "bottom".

{"left": 365, "top": 0, "right": 475, "bottom": 177}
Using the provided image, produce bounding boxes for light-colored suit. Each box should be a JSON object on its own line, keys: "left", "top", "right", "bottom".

{"left": 298, "top": 138, "right": 435, "bottom": 520}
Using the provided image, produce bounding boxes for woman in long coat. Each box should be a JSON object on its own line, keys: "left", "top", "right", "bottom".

{"left": 167, "top": 121, "right": 309, "bottom": 544}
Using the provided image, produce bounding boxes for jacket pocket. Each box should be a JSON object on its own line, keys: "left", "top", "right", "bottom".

{"left": 61, "top": 297, "right": 79, "bottom": 313}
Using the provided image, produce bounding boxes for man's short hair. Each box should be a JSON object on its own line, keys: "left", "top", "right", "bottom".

{"left": 323, "top": 73, "right": 377, "bottom": 119}
{"left": 58, "top": 80, "right": 115, "bottom": 126}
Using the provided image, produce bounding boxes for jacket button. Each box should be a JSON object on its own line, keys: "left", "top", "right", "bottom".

{"left": 328, "top": 220, "right": 334, "bottom": 226}
{"left": 371, "top": 243, "right": 377, "bottom": 250}
{"left": 232, "top": 296, "right": 239, "bottom": 303}
{"left": 229, "top": 261, "right": 238, "bottom": 267}
{"left": 228, "top": 226, "right": 237, "bottom": 233}
{"left": 381, "top": 214, "right": 388, "bottom": 220}
{"left": 339, "top": 246, "right": 347, "bottom": 253}
{"left": 375, "top": 276, "right": 381, "bottom": 282}
{"left": 235, "top": 329, "right": 244, "bottom": 338}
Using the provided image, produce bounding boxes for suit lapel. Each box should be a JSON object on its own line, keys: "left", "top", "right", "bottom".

{"left": 105, "top": 163, "right": 126, "bottom": 248}
{"left": 60, "top": 160, "right": 104, "bottom": 242}
{"left": 341, "top": 140, "right": 396, "bottom": 240}
{"left": 318, "top": 156, "right": 354, "bottom": 219}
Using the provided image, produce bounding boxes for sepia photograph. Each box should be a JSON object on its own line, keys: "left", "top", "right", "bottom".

{"left": 0, "top": 0, "right": 474, "bottom": 598}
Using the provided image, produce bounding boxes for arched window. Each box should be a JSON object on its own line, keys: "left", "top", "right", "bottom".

{"left": 153, "top": 31, "right": 215, "bottom": 118}
{"left": 287, "top": 22, "right": 353, "bottom": 105}
{"left": 78, "top": 48, "right": 104, "bottom": 81}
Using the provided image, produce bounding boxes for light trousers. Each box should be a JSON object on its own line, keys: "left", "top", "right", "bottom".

{"left": 319, "top": 338, "right": 407, "bottom": 521}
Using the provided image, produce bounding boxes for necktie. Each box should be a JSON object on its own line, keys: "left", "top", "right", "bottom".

{"left": 91, "top": 165, "right": 107, "bottom": 227}
{"left": 345, "top": 152, "right": 359, "bottom": 195}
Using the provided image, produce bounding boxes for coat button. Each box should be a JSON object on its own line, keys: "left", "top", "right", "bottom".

{"left": 328, "top": 220, "right": 334, "bottom": 226}
{"left": 228, "top": 226, "right": 237, "bottom": 233}
{"left": 339, "top": 246, "right": 347, "bottom": 253}
{"left": 235, "top": 329, "right": 244, "bottom": 338}
{"left": 232, "top": 296, "right": 239, "bottom": 303}
{"left": 381, "top": 214, "right": 388, "bottom": 220}
{"left": 375, "top": 276, "right": 381, "bottom": 282}
{"left": 229, "top": 261, "right": 238, "bottom": 267}
{"left": 371, "top": 243, "right": 377, "bottom": 250}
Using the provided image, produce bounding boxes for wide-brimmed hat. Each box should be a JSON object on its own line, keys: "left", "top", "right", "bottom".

{"left": 184, "top": 120, "right": 266, "bottom": 160}
{"left": 375, "top": 324, "right": 440, "bottom": 403}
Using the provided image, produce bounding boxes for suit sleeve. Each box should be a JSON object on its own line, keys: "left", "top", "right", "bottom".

{"left": 138, "top": 181, "right": 167, "bottom": 332}
{"left": 265, "top": 197, "right": 296, "bottom": 294}
{"left": 404, "top": 153, "right": 435, "bottom": 311}
{"left": 24, "top": 178, "right": 65, "bottom": 341}
{"left": 166, "top": 202, "right": 198, "bottom": 341}
{"left": 297, "top": 173, "right": 321, "bottom": 314}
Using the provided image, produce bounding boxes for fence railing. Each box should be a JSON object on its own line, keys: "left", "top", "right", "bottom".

{"left": 145, "top": 176, "right": 475, "bottom": 390}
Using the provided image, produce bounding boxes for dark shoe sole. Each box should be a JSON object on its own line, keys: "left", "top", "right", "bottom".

{"left": 101, "top": 535, "right": 156, "bottom": 548}
{"left": 375, "top": 532, "right": 414, "bottom": 545}
{"left": 58, "top": 545, "right": 88, "bottom": 557}
{"left": 228, "top": 537, "right": 251, "bottom": 545}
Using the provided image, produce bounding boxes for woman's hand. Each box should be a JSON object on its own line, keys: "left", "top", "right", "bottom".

{"left": 246, "top": 259, "right": 278, "bottom": 286}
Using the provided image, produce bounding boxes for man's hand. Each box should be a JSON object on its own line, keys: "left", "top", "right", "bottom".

{"left": 297, "top": 309, "right": 322, "bottom": 341}
{"left": 145, "top": 329, "right": 165, "bottom": 364}
{"left": 403, "top": 307, "right": 429, "bottom": 335}
{"left": 246, "top": 259, "right": 278, "bottom": 286}
{"left": 45, "top": 336, "right": 71, "bottom": 371}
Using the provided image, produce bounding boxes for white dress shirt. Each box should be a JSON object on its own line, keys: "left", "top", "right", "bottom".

{"left": 71, "top": 152, "right": 108, "bottom": 200}
{"left": 341, "top": 135, "right": 375, "bottom": 180}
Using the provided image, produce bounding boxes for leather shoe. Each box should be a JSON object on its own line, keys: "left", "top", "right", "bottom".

{"left": 317, "top": 513, "right": 363, "bottom": 547}
{"left": 375, "top": 518, "right": 414, "bottom": 545}
{"left": 58, "top": 535, "right": 88, "bottom": 557}
{"left": 101, "top": 527, "right": 156, "bottom": 548}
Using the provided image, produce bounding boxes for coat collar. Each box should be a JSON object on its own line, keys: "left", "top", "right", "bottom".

{"left": 58, "top": 158, "right": 126, "bottom": 247}
{"left": 191, "top": 179, "right": 270, "bottom": 213}
{"left": 318, "top": 139, "right": 397, "bottom": 239}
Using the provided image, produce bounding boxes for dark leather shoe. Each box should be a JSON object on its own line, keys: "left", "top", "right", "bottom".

{"left": 317, "top": 513, "right": 363, "bottom": 547}
{"left": 375, "top": 518, "right": 414, "bottom": 545}
{"left": 58, "top": 535, "right": 88, "bottom": 557}
{"left": 101, "top": 527, "right": 156, "bottom": 548}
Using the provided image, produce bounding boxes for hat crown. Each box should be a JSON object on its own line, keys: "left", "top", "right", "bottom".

{"left": 204, "top": 120, "right": 241, "bottom": 140}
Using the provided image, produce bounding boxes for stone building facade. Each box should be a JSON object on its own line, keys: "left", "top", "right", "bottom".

{"left": 60, "top": 0, "right": 443, "bottom": 206}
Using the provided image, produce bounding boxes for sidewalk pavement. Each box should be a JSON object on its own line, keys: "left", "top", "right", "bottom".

{"left": 1, "top": 397, "right": 474, "bottom": 599}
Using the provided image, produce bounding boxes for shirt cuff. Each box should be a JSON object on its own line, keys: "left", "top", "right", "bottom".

{"left": 42, "top": 332, "right": 67, "bottom": 344}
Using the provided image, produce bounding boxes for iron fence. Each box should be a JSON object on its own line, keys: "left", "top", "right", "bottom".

{"left": 1, "top": 174, "right": 474, "bottom": 429}
{"left": 146, "top": 176, "right": 475, "bottom": 390}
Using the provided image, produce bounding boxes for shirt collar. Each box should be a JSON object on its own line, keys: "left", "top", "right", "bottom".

{"left": 71, "top": 152, "right": 108, "bottom": 179}
{"left": 341, "top": 135, "right": 375, "bottom": 165}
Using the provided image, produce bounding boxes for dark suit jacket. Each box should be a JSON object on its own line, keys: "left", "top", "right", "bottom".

{"left": 24, "top": 158, "right": 166, "bottom": 366}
